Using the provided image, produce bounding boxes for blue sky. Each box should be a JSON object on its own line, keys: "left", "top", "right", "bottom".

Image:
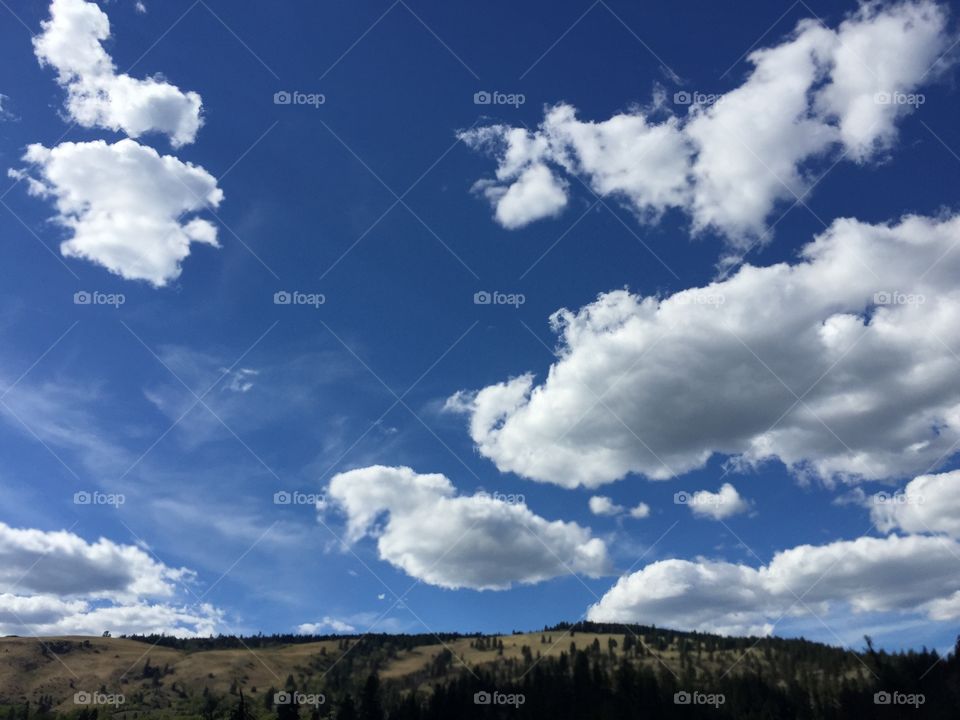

{"left": 1, "top": 0, "right": 960, "bottom": 653}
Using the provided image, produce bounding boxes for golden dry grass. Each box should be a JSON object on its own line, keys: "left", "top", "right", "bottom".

{"left": 0, "top": 636, "right": 342, "bottom": 712}
{"left": 0, "top": 631, "right": 867, "bottom": 712}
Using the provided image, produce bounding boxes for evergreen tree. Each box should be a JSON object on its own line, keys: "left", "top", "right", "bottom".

{"left": 336, "top": 695, "right": 358, "bottom": 720}
{"left": 229, "top": 688, "right": 254, "bottom": 720}
{"left": 359, "top": 675, "right": 384, "bottom": 720}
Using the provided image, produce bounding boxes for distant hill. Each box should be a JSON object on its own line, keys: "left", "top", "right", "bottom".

{"left": 0, "top": 622, "right": 956, "bottom": 718}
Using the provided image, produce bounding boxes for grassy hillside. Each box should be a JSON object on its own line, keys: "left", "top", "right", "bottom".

{"left": 0, "top": 624, "right": 952, "bottom": 719}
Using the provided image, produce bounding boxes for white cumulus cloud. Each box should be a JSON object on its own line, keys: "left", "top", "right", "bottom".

{"left": 587, "top": 533, "right": 960, "bottom": 635}
{"left": 476, "top": 163, "right": 568, "bottom": 229}
{"left": 448, "top": 212, "right": 960, "bottom": 487}
{"left": 33, "top": 0, "right": 203, "bottom": 146}
{"left": 589, "top": 496, "right": 651, "bottom": 519}
{"left": 870, "top": 469, "right": 960, "bottom": 537}
{"left": 11, "top": 138, "right": 222, "bottom": 286}
{"left": 0, "top": 520, "right": 189, "bottom": 600}
{"left": 0, "top": 521, "right": 221, "bottom": 636}
{"left": 0, "top": 598, "right": 222, "bottom": 637}
{"left": 296, "top": 616, "right": 356, "bottom": 634}
{"left": 588, "top": 496, "right": 624, "bottom": 516}
{"left": 460, "top": 1, "right": 951, "bottom": 247}
{"left": 324, "top": 465, "right": 609, "bottom": 590}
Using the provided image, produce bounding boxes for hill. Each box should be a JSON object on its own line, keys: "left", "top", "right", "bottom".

{"left": 0, "top": 622, "right": 956, "bottom": 718}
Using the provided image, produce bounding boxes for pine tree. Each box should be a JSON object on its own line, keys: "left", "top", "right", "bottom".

{"left": 336, "top": 695, "right": 358, "bottom": 720}
{"left": 229, "top": 688, "right": 253, "bottom": 720}
{"left": 359, "top": 675, "right": 384, "bottom": 720}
